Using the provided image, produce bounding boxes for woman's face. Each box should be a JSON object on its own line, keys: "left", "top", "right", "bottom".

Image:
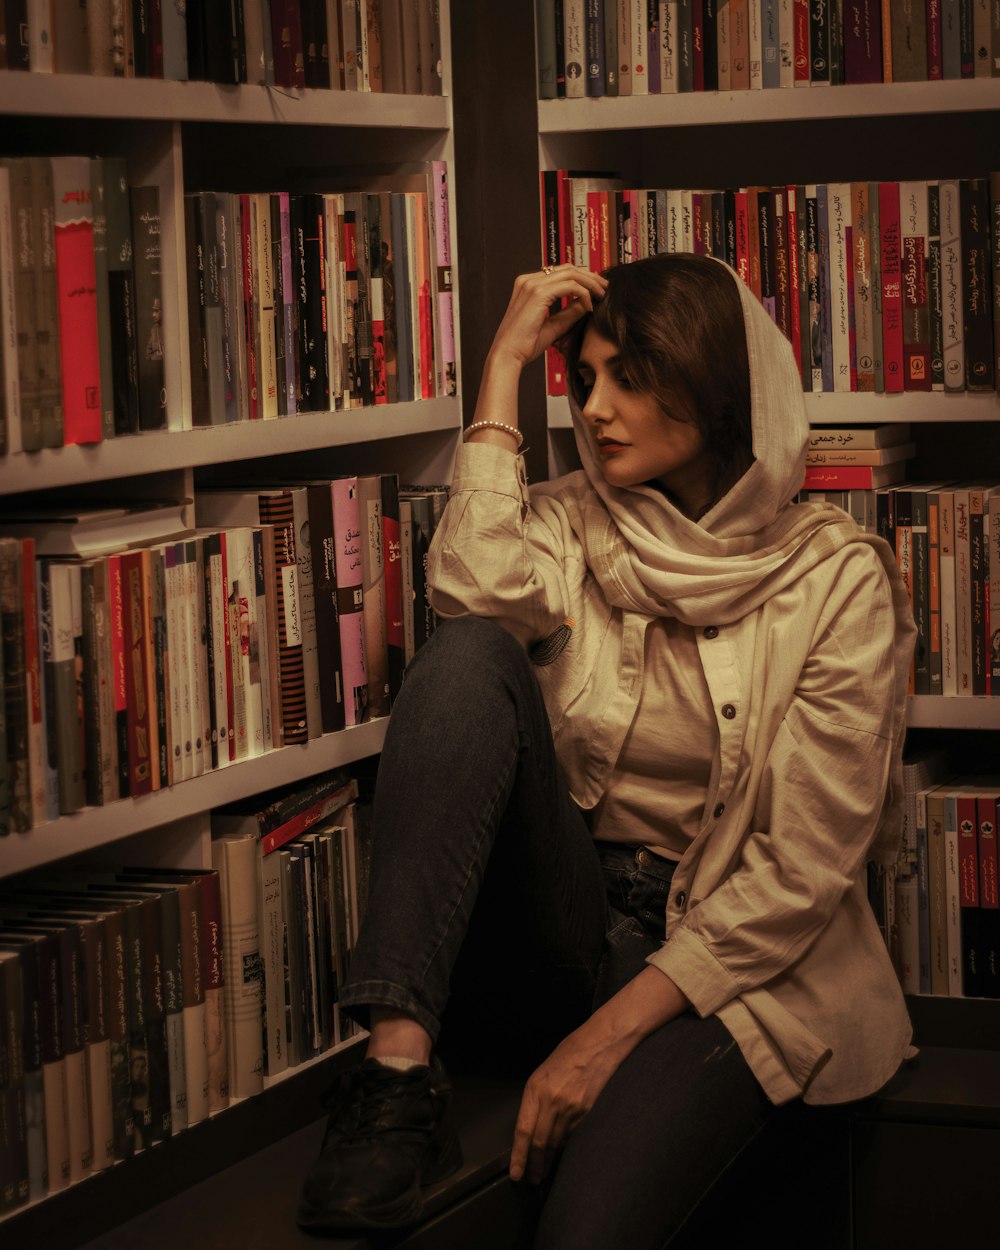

{"left": 577, "top": 328, "right": 716, "bottom": 518}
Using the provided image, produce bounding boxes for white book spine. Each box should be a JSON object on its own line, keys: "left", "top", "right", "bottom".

{"left": 258, "top": 848, "right": 289, "bottom": 1076}
{"left": 749, "top": 0, "right": 764, "bottom": 86}
{"left": 943, "top": 793, "right": 964, "bottom": 996}
{"left": 659, "top": 0, "right": 678, "bottom": 91}
{"left": 827, "top": 184, "right": 852, "bottom": 392}
{"left": 213, "top": 835, "right": 264, "bottom": 1099}
{"left": 630, "top": 0, "right": 649, "bottom": 93}
{"left": 563, "top": 0, "right": 587, "bottom": 96}
{"left": 778, "top": 0, "right": 795, "bottom": 85}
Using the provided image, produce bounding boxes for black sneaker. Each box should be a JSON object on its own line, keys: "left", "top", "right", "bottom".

{"left": 296, "top": 1055, "right": 463, "bottom": 1231}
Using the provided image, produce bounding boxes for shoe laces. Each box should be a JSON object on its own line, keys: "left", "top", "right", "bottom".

{"left": 321, "top": 1063, "right": 431, "bottom": 1148}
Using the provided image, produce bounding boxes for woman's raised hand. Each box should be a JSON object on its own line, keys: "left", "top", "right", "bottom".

{"left": 488, "top": 264, "right": 608, "bottom": 371}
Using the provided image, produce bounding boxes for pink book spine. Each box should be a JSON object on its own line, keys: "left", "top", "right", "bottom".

{"left": 331, "top": 477, "right": 369, "bottom": 727}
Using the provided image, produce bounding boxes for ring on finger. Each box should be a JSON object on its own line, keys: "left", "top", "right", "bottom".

{"left": 542, "top": 265, "right": 553, "bottom": 275}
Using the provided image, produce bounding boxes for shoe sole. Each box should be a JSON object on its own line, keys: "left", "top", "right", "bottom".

{"left": 295, "top": 1129, "right": 464, "bottom": 1233}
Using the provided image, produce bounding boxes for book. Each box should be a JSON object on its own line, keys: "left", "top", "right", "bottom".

{"left": 802, "top": 463, "right": 908, "bottom": 489}
{"left": 0, "top": 498, "right": 189, "bottom": 557}
{"left": 331, "top": 476, "right": 369, "bottom": 727}
{"left": 805, "top": 442, "right": 915, "bottom": 466}
{"left": 196, "top": 489, "right": 311, "bottom": 746}
{"left": 878, "top": 181, "right": 905, "bottom": 394}
{"left": 212, "top": 768, "right": 358, "bottom": 855}
{"left": 211, "top": 832, "right": 263, "bottom": 1100}
{"left": 28, "top": 157, "right": 64, "bottom": 448}
{"left": 899, "top": 180, "right": 932, "bottom": 391}
{"left": 103, "top": 158, "right": 141, "bottom": 437}
{"left": 257, "top": 847, "right": 289, "bottom": 1076}
{"left": 0, "top": 947, "right": 29, "bottom": 1209}
{"left": 129, "top": 185, "right": 167, "bottom": 431}
{"left": 960, "top": 177, "right": 994, "bottom": 391}
{"left": 939, "top": 178, "right": 966, "bottom": 392}
{"left": 50, "top": 156, "right": 102, "bottom": 446}
{"left": 807, "top": 423, "right": 912, "bottom": 450}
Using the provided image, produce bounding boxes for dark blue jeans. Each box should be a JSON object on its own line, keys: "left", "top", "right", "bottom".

{"left": 340, "top": 617, "right": 773, "bottom": 1249}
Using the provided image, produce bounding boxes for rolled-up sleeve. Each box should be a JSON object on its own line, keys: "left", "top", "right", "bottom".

{"left": 648, "top": 550, "right": 903, "bottom": 1016}
{"left": 426, "top": 442, "right": 577, "bottom": 648}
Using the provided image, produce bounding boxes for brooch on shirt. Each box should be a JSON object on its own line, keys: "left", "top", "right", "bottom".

{"left": 529, "top": 619, "right": 574, "bottom": 666}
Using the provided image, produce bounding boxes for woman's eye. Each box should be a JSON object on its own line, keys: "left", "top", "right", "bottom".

{"left": 613, "top": 372, "right": 633, "bottom": 391}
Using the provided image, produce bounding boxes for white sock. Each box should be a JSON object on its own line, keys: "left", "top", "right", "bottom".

{"left": 370, "top": 1055, "right": 425, "bottom": 1072}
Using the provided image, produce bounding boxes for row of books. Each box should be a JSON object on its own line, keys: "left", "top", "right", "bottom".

{"left": 0, "top": 156, "right": 164, "bottom": 454}
{"left": 882, "top": 746, "right": 1000, "bottom": 1000}
{"left": 1, "top": 0, "right": 443, "bottom": 93}
{"left": 184, "top": 164, "right": 455, "bottom": 428}
{"left": 541, "top": 170, "right": 1000, "bottom": 398}
{"left": 0, "top": 477, "right": 448, "bottom": 834}
{"left": 799, "top": 440, "right": 1000, "bottom": 698}
{"left": 538, "top": 0, "right": 996, "bottom": 97}
{"left": 0, "top": 775, "right": 368, "bottom": 1211}
{"left": 211, "top": 772, "right": 369, "bottom": 1082}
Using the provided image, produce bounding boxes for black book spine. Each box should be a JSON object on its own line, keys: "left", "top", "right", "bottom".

{"left": 961, "top": 178, "right": 994, "bottom": 391}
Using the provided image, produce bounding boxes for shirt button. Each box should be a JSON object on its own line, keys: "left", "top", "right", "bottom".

{"left": 703, "top": 626, "right": 719, "bottom": 639}
{"left": 722, "top": 703, "right": 737, "bottom": 719}
{"left": 714, "top": 802, "right": 725, "bottom": 818}
{"left": 675, "top": 890, "right": 687, "bottom": 908}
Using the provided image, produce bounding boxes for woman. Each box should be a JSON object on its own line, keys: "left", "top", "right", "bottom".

{"left": 297, "top": 254, "right": 916, "bottom": 1247}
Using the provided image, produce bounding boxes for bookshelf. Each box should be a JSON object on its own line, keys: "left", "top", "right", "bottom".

{"left": 0, "top": 4, "right": 464, "bottom": 1243}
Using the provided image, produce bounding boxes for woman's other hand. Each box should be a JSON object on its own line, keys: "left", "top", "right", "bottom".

{"left": 509, "top": 965, "right": 691, "bottom": 1184}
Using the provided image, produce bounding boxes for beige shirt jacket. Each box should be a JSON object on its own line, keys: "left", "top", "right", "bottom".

{"left": 427, "top": 440, "right": 915, "bottom": 1107}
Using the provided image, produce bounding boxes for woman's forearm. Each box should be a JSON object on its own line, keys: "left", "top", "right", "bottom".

{"left": 465, "top": 350, "right": 524, "bottom": 451}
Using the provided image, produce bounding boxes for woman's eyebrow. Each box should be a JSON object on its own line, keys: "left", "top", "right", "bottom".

{"left": 577, "top": 352, "right": 621, "bottom": 373}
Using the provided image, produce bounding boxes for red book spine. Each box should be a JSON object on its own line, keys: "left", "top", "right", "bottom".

{"left": 926, "top": 0, "right": 943, "bottom": 77}
{"left": 735, "top": 190, "right": 750, "bottom": 288}
{"left": 51, "top": 158, "right": 102, "bottom": 445}
{"left": 692, "top": 194, "right": 706, "bottom": 258}
{"left": 802, "top": 465, "right": 896, "bottom": 488}
{"left": 108, "top": 555, "right": 129, "bottom": 799}
{"left": 219, "top": 532, "right": 236, "bottom": 763}
{"left": 958, "top": 792, "right": 980, "bottom": 906}
{"left": 978, "top": 795, "right": 999, "bottom": 912}
{"left": 415, "top": 196, "right": 434, "bottom": 400}
{"left": 794, "top": 0, "right": 810, "bottom": 81}
{"left": 541, "top": 171, "right": 567, "bottom": 398}
{"left": 878, "top": 182, "right": 905, "bottom": 394}
{"left": 587, "top": 191, "right": 602, "bottom": 271}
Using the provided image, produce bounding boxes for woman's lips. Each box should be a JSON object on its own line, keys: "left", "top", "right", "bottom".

{"left": 596, "top": 440, "right": 627, "bottom": 456}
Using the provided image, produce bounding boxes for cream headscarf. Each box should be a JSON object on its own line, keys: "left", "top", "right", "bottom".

{"left": 535, "top": 257, "right": 916, "bottom": 863}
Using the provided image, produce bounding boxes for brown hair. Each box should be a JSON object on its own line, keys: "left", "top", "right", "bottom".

{"left": 563, "top": 252, "right": 753, "bottom": 505}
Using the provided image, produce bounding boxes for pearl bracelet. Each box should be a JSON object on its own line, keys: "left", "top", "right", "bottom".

{"left": 463, "top": 420, "right": 525, "bottom": 449}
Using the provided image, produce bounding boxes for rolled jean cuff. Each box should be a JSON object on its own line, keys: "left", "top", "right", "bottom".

{"left": 339, "top": 978, "right": 443, "bottom": 1044}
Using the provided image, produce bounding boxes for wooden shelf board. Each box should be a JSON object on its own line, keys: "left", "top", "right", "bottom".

{"left": 0, "top": 399, "right": 462, "bottom": 495}
{"left": 538, "top": 80, "right": 1000, "bottom": 133}
{"left": 0, "top": 718, "right": 388, "bottom": 879}
{"left": 548, "top": 392, "right": 1000, "bottom": 429}
{"left": 0, "top": 71, "right": 450, "bottom": 128}
{"left": 907, "top": 697, "right": 1000, "bottom": 730}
